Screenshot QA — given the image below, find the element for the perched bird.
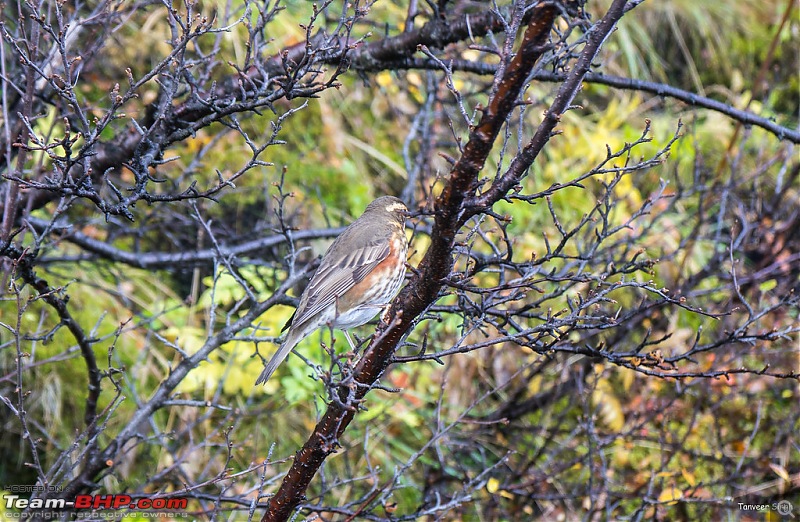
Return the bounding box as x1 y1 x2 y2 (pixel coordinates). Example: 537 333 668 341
256 196 410 385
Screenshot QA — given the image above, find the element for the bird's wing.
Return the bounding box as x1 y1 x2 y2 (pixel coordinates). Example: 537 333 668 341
290 236 390 328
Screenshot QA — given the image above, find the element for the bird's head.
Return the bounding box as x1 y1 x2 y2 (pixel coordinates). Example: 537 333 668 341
365 196 410 224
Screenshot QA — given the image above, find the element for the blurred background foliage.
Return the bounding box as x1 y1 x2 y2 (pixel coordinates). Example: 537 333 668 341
1 0 797 519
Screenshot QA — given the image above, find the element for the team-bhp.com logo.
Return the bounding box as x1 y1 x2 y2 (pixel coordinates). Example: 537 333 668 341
5 494 188 511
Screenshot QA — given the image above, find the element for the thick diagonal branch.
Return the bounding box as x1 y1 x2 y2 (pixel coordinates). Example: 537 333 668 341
262 3 564 520
263 1 633 518
476 0 631 207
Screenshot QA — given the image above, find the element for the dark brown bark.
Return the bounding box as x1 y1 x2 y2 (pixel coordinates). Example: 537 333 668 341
262 4 563 520
263 1 633 518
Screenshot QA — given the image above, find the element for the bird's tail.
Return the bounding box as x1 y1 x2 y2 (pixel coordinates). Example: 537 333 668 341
255 328 304 386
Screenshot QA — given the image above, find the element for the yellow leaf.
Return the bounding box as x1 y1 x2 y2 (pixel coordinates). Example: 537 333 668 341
375 71 393 88
681 468 696 487
592 379 625 432
769 463 790 482
612 439 630 467
527 374 543 395
486 478 500 494
759 279 777 293
621 368 635 392
658 486 683 505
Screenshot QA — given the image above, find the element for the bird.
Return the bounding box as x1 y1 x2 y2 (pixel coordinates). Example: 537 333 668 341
256 196 410 385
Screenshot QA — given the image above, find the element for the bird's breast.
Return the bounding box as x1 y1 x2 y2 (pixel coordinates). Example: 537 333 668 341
334 229 408 329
